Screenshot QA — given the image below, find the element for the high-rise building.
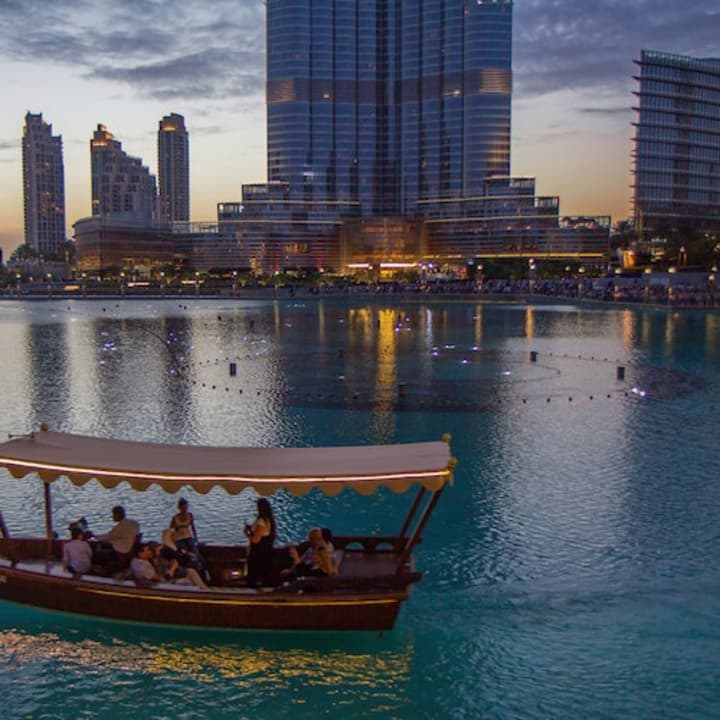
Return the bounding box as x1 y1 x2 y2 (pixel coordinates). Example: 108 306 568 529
633 50 720 239
158 113 190 222
266 0 512 218
225 0 608 274
22 112 66 255
90 124 157 222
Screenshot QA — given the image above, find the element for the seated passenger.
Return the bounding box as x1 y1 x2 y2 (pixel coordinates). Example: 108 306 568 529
309 544 338 578
282 528 328 579
93 505 140 566
130 543 162 583
161 527 209 582
62 526 93 576
154 542 207 589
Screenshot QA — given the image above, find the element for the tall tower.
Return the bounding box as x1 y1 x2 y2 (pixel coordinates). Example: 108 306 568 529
90 124 157 221
633 50 720 238
266 0 513 218
22 112 66 255
158 113 190 222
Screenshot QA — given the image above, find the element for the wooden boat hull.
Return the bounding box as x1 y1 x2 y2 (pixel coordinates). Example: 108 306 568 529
0 563 405 631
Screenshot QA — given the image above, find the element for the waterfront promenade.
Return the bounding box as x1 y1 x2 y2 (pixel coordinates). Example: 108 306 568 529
2 275 718 311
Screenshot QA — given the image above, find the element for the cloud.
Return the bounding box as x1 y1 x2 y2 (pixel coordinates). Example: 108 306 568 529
0 140 17 152
0 0 265 102
88 48 264 102
578 106 632 116
514 0 720 98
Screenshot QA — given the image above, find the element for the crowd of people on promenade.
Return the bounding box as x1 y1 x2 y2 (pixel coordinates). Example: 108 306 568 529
62 497 339 590
295 276 719 308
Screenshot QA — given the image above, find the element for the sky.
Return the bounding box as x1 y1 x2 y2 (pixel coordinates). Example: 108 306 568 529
1 0 719 260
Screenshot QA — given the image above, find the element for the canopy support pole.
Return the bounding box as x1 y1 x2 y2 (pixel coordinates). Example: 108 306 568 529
395 487 444 574
398 486 426 546
0 510 9 539
43 482 54 557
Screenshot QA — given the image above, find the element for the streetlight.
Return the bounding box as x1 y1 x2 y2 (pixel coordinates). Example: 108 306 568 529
119 271 125 296
46 272 52 298
160 271 166 296
644 267 652 302
195 271 200 296
81 272 87 298
528 258 536 293
15 273 21 296
232 270 238 297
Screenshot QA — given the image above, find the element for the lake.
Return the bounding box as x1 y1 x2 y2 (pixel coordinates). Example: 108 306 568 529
1 297 718 719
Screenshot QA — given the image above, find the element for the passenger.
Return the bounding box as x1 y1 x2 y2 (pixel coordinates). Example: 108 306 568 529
94 505 140 566
281 528 326 578
153 542 207 589
170 497 199 554
130 543 162 583
244 498 276 588
62 526 93 576
310 544 338 577
161 528 209 583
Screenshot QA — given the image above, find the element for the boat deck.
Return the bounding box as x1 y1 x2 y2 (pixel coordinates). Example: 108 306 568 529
0 545 412 595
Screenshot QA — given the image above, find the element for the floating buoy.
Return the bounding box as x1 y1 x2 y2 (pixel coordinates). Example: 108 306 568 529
530 351 538 362
229 362 237 376
617 366 625 381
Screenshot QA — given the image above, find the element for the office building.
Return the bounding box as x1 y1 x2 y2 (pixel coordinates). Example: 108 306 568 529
22 112 66 255
90 124 157 222
633 50 720 239
158 113 190 222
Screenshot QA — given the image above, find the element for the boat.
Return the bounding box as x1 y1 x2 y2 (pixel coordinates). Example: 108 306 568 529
0 427 455 631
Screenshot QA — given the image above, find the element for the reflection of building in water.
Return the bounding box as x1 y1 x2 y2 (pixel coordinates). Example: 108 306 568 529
25 321 72 428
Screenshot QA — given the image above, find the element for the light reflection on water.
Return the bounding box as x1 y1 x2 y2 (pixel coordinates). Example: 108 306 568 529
1 298 719 718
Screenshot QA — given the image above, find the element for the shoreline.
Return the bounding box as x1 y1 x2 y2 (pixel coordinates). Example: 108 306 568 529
0 287 717 314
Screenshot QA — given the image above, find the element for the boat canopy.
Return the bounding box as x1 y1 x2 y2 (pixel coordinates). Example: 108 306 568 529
0 429 454 497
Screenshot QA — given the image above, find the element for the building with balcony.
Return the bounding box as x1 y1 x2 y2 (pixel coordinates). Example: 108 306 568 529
91 124 157 222
22 113 66 256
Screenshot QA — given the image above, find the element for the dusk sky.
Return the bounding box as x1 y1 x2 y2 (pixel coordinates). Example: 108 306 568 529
1 0 719 259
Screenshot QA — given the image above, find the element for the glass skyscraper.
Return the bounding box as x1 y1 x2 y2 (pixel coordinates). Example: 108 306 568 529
22 113 66 255
226 0 607 274
634 50 720 237
266 0 512 218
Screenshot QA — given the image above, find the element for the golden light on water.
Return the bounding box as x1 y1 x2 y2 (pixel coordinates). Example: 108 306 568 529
1 630 412 689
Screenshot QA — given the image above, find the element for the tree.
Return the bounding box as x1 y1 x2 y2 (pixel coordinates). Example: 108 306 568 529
9 244 38 263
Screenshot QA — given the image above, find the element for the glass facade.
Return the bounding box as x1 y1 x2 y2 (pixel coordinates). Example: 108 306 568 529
634 50 720 235
248 0 608 273
267 0 512 218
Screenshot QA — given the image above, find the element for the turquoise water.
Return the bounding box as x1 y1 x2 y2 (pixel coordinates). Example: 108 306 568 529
0 298 718 719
